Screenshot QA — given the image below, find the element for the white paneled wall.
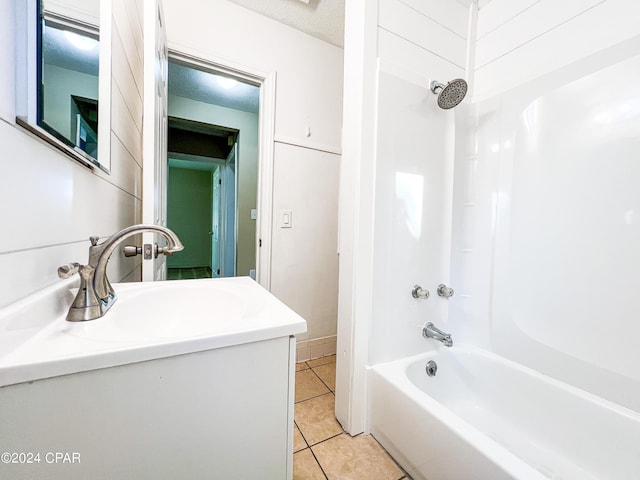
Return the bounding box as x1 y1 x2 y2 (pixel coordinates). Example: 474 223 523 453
396 0 469 37
474 0 640 99
110 0 144 170
0 0 143 308
162 0 343 346
271 143 339 342
378 0 468 69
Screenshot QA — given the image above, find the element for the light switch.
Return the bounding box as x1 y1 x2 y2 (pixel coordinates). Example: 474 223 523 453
280 209 292 228
250 208 257 220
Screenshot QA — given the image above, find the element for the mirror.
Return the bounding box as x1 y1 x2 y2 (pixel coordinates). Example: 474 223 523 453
39 0 107 170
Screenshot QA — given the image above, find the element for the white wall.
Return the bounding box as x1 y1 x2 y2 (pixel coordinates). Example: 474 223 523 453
271 143 339 342
167 94 258 277
458 0 640 411
0 0 143 309
162 0 343 343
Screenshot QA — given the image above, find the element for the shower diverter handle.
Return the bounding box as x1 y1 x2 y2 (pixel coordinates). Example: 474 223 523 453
412 285 430 299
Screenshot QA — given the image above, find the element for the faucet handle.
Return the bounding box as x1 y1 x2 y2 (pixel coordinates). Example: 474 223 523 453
123 245 142 257
437 284 454 298
412 285 430 299
90 236 100 246
58 262 81 279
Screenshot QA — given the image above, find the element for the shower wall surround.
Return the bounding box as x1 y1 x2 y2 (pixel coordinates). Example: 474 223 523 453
339 0 640 433
451 0 640 411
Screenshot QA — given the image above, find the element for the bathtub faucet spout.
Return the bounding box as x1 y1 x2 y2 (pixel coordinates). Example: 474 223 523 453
423 322 453 347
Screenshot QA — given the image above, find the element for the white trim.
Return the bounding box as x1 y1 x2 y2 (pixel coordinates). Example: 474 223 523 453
97 0 112 173
167 47 276 291
257 72 276 291
15 0 41 124
286 336 296 480
335 0 379 436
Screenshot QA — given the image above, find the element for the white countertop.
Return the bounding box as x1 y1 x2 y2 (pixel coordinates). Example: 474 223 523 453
0 277 306 387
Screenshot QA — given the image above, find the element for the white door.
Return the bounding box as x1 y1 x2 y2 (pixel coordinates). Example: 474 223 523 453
141 0 168 281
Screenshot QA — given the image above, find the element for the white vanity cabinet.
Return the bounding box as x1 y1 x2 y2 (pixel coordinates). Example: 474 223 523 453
0 335 296 479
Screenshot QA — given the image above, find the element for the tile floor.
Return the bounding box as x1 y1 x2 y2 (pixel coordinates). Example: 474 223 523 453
294 355 411 480
167 267 212 280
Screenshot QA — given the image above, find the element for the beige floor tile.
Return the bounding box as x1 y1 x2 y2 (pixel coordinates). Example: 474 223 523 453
312 363 336 391
293 448 326 480
295 369 330 402
312 434 404 480
294 423 308 453
296 362 310 372
295 393 343 446
307 354 336 368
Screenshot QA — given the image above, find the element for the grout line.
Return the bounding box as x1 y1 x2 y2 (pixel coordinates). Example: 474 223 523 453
369 432 413 480
309 368 333 396
293 421 309 452
308 446 330 480
295 390 334 405
308 431 344 449
305 354 336 368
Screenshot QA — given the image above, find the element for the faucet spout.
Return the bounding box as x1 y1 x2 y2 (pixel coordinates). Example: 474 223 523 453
423 322 453 347
60 224 184 322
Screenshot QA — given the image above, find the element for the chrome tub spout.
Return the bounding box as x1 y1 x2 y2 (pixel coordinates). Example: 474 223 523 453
423 322 453 347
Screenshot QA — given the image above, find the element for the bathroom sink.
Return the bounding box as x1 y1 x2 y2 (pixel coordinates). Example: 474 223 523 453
71 280 266 339
0 276 306 387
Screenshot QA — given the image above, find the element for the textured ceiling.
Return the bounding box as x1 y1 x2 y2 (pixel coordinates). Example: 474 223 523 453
226 0 345 48
43 23 99 76
168 62 261 114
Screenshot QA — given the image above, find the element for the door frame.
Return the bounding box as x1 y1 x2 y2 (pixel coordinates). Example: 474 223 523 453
212 164 221 277
166 49 276 290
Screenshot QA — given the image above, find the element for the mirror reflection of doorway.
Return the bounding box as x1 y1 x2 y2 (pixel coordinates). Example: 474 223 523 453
165 59 260 281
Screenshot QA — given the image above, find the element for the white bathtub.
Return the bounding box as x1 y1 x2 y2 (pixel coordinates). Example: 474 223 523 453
369 345 640 480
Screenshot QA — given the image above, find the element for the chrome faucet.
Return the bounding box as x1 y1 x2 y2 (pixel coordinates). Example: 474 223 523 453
58 224 184 322
423 322 453 347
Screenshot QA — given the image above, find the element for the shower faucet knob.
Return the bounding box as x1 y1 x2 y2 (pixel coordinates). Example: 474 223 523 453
437 284 454 298
412 285 430 299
